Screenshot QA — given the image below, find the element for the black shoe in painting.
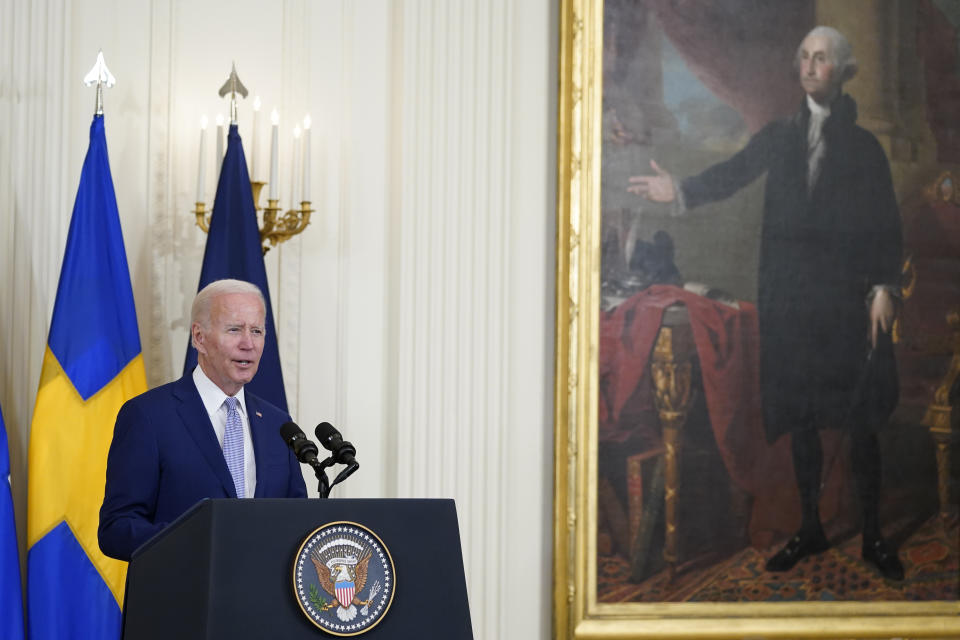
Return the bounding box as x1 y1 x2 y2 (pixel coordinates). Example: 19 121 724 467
862 537 904 581
765 531 830 572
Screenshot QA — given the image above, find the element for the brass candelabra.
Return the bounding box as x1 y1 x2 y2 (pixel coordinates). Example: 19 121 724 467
193 181 312 255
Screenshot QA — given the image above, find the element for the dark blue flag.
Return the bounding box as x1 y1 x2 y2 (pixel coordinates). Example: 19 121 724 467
185 124 287 411
1 400 25 639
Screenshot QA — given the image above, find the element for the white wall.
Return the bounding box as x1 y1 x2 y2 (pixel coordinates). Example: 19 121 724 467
0 1 556 638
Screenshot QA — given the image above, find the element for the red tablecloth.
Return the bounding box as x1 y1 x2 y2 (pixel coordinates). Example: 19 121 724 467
599 284 855 546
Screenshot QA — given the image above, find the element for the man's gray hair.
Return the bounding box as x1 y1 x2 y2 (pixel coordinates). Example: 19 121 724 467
190 279 266 330
795 26 859 85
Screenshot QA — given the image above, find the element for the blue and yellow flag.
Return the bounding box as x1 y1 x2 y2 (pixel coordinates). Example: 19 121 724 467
1 400 25 639
26 115 146 639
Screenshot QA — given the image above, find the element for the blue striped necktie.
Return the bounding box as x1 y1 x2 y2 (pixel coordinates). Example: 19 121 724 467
223 397 245 498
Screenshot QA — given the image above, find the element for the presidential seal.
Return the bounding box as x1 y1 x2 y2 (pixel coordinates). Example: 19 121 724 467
292 521 395 636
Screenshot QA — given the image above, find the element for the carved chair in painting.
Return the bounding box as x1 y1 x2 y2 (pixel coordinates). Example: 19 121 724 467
897 170 960 520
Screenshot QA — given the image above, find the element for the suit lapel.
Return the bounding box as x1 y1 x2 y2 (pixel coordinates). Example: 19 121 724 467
246 393 267 498
172 374 238 498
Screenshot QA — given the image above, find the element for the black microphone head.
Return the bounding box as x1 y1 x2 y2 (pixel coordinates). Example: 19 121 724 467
280 421 319 463
315 422 343 451
279 421 304 444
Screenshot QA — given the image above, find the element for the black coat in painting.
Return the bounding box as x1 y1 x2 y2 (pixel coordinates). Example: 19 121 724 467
680 95 902 443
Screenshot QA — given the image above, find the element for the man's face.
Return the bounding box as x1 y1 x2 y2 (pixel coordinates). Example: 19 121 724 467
798 33 838 104
193 292 266 396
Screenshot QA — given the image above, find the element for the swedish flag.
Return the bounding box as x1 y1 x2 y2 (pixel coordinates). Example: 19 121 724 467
26 115 146 639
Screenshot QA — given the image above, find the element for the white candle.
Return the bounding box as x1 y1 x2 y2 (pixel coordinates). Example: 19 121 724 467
302 115 311 202
269 108 279 200
251 96 261 180
215 114 224 177
290 126 301 207
196 115 208 203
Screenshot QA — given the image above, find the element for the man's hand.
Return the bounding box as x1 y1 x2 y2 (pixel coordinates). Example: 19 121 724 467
869 288 896 348
628 160 676 202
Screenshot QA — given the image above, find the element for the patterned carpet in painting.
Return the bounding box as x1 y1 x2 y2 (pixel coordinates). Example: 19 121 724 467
598 514 958 602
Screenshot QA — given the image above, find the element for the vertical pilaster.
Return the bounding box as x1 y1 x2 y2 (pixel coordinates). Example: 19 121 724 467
393 1 512 637
278 0 309 415
145 0 175 386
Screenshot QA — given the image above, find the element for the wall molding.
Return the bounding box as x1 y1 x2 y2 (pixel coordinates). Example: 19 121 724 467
393 2 514 637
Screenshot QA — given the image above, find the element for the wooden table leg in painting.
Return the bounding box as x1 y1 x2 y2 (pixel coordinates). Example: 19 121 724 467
921 309 960 520
650 321 694 582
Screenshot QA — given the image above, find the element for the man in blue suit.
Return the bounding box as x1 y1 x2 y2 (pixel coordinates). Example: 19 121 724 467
99 279 307 561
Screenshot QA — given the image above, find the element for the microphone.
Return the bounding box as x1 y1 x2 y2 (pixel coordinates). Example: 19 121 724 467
279 421 320 466
314 422 357 467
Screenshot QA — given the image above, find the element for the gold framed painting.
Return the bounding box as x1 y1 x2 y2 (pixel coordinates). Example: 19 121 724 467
553 0 960 637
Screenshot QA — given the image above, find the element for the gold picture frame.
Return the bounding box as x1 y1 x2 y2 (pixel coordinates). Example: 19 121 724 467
552 0 960 637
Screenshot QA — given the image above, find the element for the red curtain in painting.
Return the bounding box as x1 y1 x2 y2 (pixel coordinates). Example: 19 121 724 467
644 0 814 132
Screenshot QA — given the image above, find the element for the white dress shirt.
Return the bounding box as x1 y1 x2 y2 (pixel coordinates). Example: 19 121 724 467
192 365 257 498
806 94 830 194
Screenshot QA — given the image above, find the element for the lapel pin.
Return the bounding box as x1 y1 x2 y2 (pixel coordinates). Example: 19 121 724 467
255 411 263 418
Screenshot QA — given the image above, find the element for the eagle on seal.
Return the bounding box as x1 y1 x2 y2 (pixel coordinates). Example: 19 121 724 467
311 548 374 622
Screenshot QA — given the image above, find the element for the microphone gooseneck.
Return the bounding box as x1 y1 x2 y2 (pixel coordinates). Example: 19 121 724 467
314 422 360 494
279 421 359 498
